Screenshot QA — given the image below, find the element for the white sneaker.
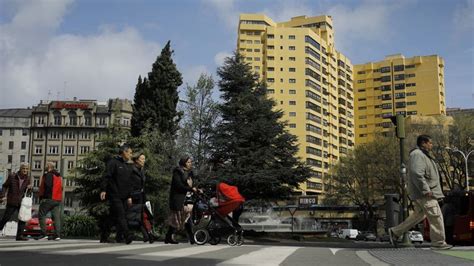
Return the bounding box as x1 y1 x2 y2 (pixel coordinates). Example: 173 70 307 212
35 234 48 240
53 237 61 241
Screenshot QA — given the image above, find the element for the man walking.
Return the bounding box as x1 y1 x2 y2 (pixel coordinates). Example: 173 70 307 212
37 162 63 240
388 135 452 250
0 163 32 241
100 144 134 244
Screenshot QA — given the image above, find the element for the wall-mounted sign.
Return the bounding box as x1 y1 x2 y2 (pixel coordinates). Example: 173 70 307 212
298 196 318 207
51 101 91 110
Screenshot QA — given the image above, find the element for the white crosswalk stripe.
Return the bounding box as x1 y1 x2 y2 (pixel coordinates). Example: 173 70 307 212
217 246 300 265
0 242 103 251
122 245 231 262
50 243 167 255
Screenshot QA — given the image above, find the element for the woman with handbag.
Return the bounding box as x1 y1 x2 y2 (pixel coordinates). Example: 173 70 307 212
0 163 32 241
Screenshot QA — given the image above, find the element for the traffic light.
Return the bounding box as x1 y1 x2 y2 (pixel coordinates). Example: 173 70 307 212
390 114 406 139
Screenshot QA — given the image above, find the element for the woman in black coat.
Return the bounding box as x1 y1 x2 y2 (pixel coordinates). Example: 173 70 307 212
130 153 156 243
165 156 198 244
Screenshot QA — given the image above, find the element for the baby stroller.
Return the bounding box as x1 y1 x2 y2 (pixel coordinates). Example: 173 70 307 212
192 182 245 246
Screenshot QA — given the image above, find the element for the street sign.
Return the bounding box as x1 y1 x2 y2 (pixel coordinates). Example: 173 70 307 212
288 205 298 216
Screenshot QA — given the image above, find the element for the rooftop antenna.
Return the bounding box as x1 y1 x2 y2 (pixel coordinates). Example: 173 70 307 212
56 91 60 100
47 90 52 101
63 81 67 100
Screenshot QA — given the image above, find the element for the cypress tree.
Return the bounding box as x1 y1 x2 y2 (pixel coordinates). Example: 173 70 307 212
131 41 182 137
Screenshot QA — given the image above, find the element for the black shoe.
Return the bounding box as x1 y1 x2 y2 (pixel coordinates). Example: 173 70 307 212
100 238 115 243
125 234 134 245
147 232 155 244
164 237 179 244
16 236 28 241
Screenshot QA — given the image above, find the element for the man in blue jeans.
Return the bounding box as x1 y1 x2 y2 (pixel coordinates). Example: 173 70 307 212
36 162 63 241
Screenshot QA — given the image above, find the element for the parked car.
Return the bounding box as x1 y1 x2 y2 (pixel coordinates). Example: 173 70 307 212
356 231 377 241
408 230 423 244
338 229 358 239
22 211 55 238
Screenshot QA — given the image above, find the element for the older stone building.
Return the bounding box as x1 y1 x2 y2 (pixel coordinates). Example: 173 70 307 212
29 98 132 211
0 108 32 178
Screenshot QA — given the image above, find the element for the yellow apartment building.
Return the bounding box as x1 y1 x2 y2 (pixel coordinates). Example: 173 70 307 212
354 54 446 144
237 14 355 199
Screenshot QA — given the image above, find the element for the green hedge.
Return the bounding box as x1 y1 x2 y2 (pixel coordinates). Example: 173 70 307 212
62 215 99 237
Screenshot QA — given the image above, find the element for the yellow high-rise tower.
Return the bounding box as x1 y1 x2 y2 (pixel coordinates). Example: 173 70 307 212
237 14 355 199
354 54 446 144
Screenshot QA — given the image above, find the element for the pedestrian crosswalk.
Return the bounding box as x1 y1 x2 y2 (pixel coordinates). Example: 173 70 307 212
0 239 388 266
0 239 307 265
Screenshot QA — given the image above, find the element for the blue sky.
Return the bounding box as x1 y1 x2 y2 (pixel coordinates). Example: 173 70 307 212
0 0 473 109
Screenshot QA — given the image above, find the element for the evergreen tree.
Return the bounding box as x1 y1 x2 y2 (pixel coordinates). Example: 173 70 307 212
131 41 182 137
131 75 148 137
209 53 311 200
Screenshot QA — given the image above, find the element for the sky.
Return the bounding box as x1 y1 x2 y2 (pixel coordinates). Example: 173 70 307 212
0 0 473 109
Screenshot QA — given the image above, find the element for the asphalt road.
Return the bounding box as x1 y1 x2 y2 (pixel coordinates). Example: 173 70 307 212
0 238 472 266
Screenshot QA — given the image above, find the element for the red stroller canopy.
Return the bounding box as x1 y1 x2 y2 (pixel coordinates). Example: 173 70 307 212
216 182 245 216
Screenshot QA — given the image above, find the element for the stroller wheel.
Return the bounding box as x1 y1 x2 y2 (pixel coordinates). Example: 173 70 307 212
209 236 221 245
227 234 238 246
193 229 209 245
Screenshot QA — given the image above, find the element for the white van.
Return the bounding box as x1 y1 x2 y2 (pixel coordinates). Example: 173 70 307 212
338 229 358 239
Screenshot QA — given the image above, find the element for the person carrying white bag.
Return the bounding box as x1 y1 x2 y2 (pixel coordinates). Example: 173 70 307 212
0 163 32 241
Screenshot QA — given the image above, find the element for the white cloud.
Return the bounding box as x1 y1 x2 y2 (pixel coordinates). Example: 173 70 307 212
326 1 404 53
261 0 311 23
181 65 211 87
214 51 232 67
0 0 160 108
202 0 239 29
453 0 474 31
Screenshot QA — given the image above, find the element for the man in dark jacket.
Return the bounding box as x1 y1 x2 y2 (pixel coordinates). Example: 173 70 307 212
0 163 31 241
100 144 134 244
37 162 63 241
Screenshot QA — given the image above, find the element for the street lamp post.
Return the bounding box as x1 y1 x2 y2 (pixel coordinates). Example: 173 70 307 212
447 147 474 191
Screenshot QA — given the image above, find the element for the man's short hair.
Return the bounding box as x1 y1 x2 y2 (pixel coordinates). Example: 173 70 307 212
119 144 131 154
417 135 432 147
46 161 55 169
20 162 30 169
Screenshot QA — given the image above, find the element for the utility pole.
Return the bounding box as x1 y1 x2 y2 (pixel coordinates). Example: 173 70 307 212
390 114 412 247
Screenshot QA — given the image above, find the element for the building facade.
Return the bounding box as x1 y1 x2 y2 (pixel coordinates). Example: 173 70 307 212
354 54 446 144
0 109 32 177
237 14 355 197
28 98 132 210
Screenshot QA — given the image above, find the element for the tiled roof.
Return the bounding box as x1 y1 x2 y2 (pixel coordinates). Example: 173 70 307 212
0 108 32 118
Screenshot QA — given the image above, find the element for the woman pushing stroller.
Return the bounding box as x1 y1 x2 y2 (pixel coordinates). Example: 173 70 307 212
165 156 201 244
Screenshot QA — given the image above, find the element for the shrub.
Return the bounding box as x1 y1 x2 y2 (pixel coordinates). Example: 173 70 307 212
62 215 99 238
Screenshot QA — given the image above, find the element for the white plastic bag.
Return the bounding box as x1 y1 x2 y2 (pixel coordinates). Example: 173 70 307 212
18 191 32 222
